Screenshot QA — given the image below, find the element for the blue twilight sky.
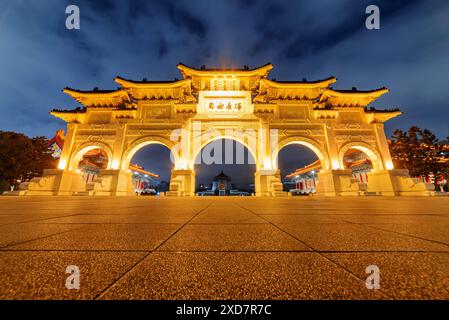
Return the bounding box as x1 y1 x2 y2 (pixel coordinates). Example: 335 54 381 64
1 0 448 185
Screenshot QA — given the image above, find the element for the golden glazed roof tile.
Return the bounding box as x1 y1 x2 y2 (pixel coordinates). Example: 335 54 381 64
177 63 273 78
319 87 389 108
63 88 131 107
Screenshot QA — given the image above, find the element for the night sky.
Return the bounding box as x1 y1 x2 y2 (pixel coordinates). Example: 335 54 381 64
1 0 448 185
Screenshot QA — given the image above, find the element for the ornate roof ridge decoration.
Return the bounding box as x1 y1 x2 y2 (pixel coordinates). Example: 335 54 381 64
50 106 86 113
54 64 399 123
318 87 389 108
50 106 87 123
254 77 336 103
325 87 389 96
63 87 131 108
260 77 337 88
214 170 232 180
114 76 191 88
363 106 402 123
114 76 195 103
177 63 273 78
364 106 401 113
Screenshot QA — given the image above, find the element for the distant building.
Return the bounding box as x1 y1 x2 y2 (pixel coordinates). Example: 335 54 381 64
77 148 108 184
285 149 373 195
128 163 160 194
196 171 250 196
48 130 65 159
285 160 320 195
212 171 232 196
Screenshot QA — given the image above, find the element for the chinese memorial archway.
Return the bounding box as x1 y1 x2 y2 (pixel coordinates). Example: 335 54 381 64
17 63 434 196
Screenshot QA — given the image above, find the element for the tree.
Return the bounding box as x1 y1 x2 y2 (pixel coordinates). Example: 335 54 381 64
390 126 445 177
0 131 56 192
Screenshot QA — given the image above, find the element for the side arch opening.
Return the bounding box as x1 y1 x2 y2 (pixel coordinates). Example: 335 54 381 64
275 143 323 195
72 146 111 184
127 143 175 195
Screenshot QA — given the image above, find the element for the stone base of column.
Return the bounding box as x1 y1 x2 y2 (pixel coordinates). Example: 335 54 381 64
368 169 435 196
254 169 288 197
13 169 86 196
87 169 135 196
316 170 365 196
168 169 196 196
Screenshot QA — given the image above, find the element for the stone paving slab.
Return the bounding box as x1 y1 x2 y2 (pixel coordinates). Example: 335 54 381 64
329 214 449 225
4 224 181 251
269 222 449 252
0 223 82 248
323 252 449 299
365 223 449 246
0 250 147 299
190 211 267 224
0 213 81 226
99 252 386 300
0 196 448 300
258 214 340 224
157 224 309 252
32 213 197 224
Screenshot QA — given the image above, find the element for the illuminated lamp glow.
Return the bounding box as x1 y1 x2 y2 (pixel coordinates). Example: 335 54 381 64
111 160 119 170
175 159 188 170
263 158 272 170
331 160 340 170
58 159 67 170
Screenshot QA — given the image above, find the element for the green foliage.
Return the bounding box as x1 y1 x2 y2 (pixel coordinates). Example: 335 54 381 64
0 131 57 188
390 126 448 177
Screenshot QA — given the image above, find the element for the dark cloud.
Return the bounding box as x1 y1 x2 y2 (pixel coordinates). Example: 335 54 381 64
166 4 207 39
157 35 169 58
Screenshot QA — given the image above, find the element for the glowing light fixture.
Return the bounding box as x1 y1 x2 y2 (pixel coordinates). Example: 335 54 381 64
331 159 340 170
111 160 119 170
263 158 272 170
58 159 67 170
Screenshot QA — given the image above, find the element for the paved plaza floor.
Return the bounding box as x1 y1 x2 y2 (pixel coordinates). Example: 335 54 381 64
0 196 448 300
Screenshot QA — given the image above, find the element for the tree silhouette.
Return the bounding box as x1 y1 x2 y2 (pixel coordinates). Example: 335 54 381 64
390 126 447 177
0 131 56 192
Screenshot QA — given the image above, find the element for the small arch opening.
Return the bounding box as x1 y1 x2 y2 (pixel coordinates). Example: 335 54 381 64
129 144 174 195
342 148 374 184
76 147 109 184
277 144 320 195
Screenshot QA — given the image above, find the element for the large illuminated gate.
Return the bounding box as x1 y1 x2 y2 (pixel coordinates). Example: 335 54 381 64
18 63 433 196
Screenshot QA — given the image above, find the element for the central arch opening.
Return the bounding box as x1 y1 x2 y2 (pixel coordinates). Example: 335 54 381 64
194 138 256 196
276 143 322 195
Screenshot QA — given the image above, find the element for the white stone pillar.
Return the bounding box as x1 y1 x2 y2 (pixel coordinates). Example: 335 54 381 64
323 122 341 170
373 123 394 170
